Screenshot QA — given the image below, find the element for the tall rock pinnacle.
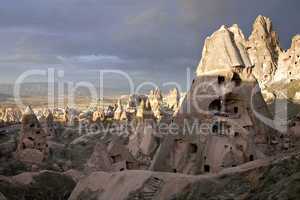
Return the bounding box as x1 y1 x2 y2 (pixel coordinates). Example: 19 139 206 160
247 15 282 88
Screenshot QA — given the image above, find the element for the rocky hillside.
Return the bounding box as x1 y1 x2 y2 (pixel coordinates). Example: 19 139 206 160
56 151 300 199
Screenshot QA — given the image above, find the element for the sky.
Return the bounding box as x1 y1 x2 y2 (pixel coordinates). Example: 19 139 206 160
0 0 300 94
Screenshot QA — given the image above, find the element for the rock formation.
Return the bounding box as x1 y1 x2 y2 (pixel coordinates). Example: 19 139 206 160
39 109 56 139
68 153 300 200
0 108 22 124
0 108 4 127
104 105 115 118
1 14 300 200
247 15 282 87
195 15 300 105
92 108 105 122
196 25 252 77
17 106 49 165
84 142 112 173
136 99 154 121
107 140 138 171
127 118 158 166
114 99 124 121
148 88 163 120
151 21 279 174
165 88 180 112
275 35 300 83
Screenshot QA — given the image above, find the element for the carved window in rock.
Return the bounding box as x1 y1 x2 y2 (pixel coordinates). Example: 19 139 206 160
234 132 240 137
28 137 34 141
204 164 210 172
231 72 241 86
111 154 122 163
280 134 284 139
209 99 222 112
212 123 219 134
249 154 254 161
218 76 225 84
189 143 198 153
234 107 239 114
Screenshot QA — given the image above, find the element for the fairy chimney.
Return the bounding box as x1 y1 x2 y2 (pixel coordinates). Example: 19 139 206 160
17 106 49 165
114 99 124 121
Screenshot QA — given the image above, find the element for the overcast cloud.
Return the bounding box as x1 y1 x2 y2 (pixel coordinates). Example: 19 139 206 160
0 0 299 85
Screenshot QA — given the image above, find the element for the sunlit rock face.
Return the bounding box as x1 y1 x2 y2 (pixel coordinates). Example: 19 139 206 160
196 24 252 77
195 14 300 107
17 106 49 165
136 99 155 122
148 88 163 121
247 15 282 88
275 35 300 82
196 15 282 88
112 99 128 121
56 107 80 126
114 99 124 121
272 35 300 101
0 107 22 125
92 109 105 123
165 88 180 113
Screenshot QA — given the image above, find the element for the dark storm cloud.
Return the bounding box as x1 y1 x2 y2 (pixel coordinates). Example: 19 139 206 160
0 0 299 82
